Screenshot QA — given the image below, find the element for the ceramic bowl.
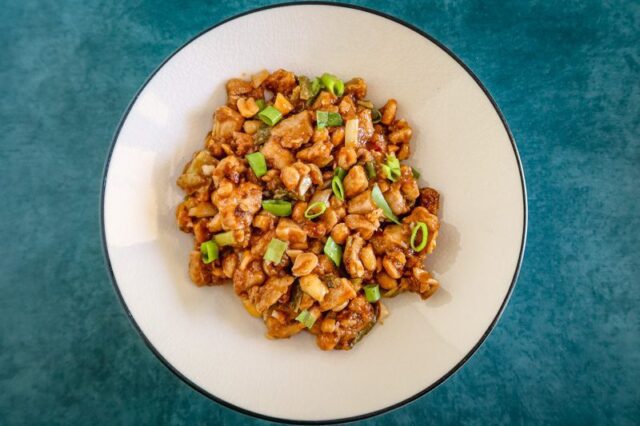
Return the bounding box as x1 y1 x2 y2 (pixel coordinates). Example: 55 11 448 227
102 3 527 423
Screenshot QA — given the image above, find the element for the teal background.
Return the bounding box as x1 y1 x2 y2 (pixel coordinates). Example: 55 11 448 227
1 0 638 424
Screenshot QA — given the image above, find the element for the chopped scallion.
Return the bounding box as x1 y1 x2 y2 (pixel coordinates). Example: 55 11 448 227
410 221 429 252
295 309 317 329
316 110 343 128
366 161 377 179
412 167 421 179
255 99 266 111
214 231 236 246
264 238 287 263
382 154 401 182
200 240 219 264
371 108 382 123
245 152 267 177
323 237 343 267
334 167 347 180
258 105 283 126
332 176 345 201
304 201 327 219
320 73 345 96
371 184 401 224
262 199 292 216
299 76 321 101
364 284 381 303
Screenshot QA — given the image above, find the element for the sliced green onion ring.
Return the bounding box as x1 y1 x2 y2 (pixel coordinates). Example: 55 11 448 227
410 221 429 252
214 231 236 246
304 201 327 219
262 199 292 216
371 184 401 224
200 240 219 264
316 111 343 129
383 154 401 182
245 152 267 177
264 238 287 263
364 284 381 303
332 176 345 201
320 73 345 96
324 237 343 267
295 309 317 329
258 105 283 126
334 167 347 180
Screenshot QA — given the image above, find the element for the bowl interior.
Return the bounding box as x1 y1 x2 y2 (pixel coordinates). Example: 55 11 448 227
103 4 525 422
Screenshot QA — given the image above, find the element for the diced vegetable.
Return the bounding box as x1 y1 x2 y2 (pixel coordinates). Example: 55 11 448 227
364 284 381 303
412 167 421 179
255 99 266 111
254 125 270 145
332 176 345 201
214 231 236 246
320 73 345 96
262 200 292 216
371 184 401 224
366 161 377 179
245 152 267 177
258 106 283 126
410 221 429 252
323 237 343 267
304 201 327 219
298 175 312 196
334 167 347 180
299 76 321 101
264 238 288 263
316 111 343 128
345 118 358 148
371 109 382 123
381 154 401 182
295 309 317 329
200 240 219 264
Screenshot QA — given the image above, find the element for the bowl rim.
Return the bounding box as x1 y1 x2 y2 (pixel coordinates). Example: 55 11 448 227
100 1 528 423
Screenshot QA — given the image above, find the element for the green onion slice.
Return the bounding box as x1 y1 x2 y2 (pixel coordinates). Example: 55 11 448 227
331 176 345 201
364 284 381 303
412 167 421 179
365 161 376 179
200 240 219 264
214 231 236 246
334 167 347 180
264 238 287 264
262 199 292 217
382 154 401 182
410 221 429 252
258 105 283 126
320 73 345 96
371 108 382 123
316 110 343 128
304 201 327 219
371 184 401 224
323 237 343 267
295 309 317 329
255 99 266 111
299 76 321 101
245 152 267 177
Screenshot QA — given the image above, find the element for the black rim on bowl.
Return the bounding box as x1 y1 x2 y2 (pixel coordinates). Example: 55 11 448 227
100 2 528 424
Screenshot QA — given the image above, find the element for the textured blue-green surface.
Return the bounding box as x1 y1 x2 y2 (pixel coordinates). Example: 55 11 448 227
1 0 639 424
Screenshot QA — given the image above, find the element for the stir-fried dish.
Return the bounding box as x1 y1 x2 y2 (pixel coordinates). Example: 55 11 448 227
176 69 441 350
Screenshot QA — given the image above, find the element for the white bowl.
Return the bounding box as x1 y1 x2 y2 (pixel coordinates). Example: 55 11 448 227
102 3 526 423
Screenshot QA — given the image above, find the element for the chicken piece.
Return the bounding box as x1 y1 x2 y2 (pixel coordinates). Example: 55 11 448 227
176 150 217 194
319 277 356 311
268 111 314 149
250 275 295 314
419 187 440 215
261 139 295 170
347 190 375 214
316 295 377 350
296 140 334 167
212 106 244 143
344 235 365 278
233 259 266 294
264 69 297 94
343 165 368 198
357 108 374 144
344 78 367 99
211 181 262 231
